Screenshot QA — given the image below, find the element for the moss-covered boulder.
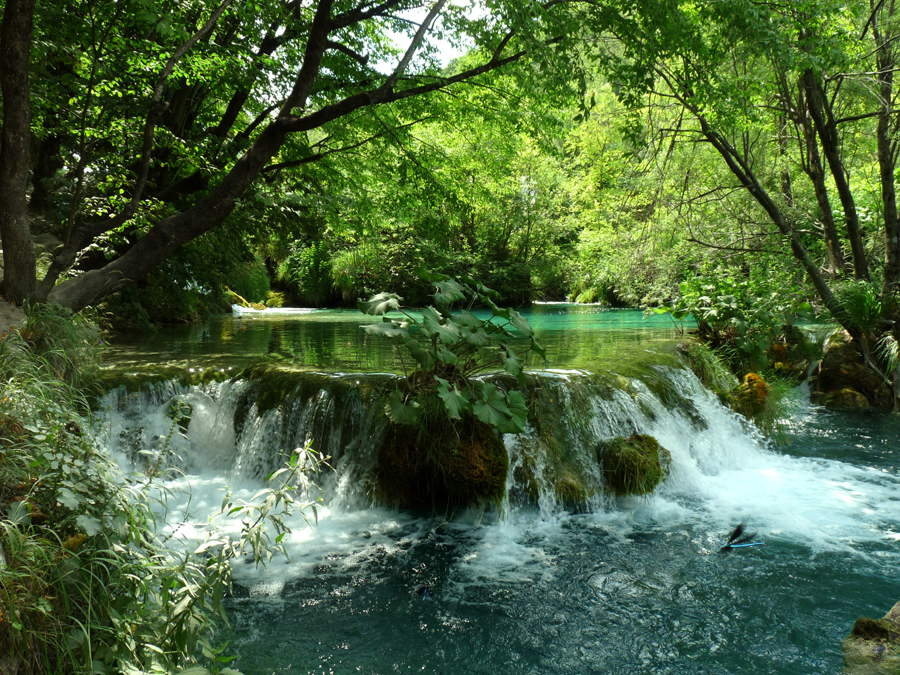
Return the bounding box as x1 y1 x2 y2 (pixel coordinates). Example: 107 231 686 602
374 407 508 510
596 434 671 497
812 339 893 409
726 373 770 418
843 600 900 674
815 388 871 409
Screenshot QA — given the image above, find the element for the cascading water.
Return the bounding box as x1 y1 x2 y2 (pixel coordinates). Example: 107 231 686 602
98 359 900 674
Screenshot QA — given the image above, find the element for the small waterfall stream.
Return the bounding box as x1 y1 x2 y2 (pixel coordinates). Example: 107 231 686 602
97 363 900 674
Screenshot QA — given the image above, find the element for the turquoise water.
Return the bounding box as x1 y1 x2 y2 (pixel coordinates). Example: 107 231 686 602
214 402 899 675
99 305 899 674
103 305 688 376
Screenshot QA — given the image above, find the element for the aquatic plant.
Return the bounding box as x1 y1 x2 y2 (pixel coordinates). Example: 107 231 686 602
358 272 545 434
596 434 670 497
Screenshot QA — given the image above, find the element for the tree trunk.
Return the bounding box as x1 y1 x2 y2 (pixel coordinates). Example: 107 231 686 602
0 0 38 304
798 106 846 274
873 7 900 299
801 69 871 281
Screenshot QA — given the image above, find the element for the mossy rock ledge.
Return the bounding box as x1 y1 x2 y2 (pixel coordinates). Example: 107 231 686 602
812 338 893 409
726 372 770 419
843 600 900 674
374 415 508 510
597 434 671 497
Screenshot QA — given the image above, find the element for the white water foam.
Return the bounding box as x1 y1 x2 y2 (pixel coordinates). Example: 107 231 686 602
99 366 900 594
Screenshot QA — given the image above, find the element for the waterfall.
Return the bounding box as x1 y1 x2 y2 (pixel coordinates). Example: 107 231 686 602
98 363 900 564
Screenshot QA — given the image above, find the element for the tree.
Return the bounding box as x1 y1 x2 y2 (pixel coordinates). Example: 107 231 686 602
0 0 575 310
572 0 900 408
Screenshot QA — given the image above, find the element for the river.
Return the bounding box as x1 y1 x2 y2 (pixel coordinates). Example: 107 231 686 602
98 304 900 674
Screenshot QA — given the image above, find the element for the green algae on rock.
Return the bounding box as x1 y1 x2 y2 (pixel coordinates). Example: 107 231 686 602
843 600 900 675
596 434 671 497
374 394 508 509
812 338 893 409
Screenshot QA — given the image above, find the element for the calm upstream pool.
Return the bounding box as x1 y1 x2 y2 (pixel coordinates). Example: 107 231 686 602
102 304 687 376
100 305 900 675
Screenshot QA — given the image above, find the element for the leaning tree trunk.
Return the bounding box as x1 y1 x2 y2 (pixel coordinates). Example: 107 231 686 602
872 6 900 301
799 106 846 275
0 0 38 304
802 69 871 282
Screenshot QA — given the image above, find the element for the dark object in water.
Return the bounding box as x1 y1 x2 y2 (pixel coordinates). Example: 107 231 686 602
719 523 765 553
417 585 432 600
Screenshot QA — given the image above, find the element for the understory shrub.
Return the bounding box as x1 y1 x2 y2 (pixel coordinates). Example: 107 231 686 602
278 241 334 307
0 305 324 674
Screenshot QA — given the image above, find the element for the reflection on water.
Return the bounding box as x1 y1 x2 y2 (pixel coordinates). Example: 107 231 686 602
103 305 691 377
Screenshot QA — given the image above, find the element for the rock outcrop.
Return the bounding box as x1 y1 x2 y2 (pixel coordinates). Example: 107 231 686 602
843 600 900 674
811 337 892 409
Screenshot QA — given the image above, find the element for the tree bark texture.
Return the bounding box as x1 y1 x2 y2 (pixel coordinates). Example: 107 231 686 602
0 0 38 304
801 69 871 281
801 115 846 275
872 6 900 299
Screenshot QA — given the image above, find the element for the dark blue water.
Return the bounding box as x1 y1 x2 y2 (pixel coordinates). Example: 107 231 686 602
101 306 898 674
217 397 899 675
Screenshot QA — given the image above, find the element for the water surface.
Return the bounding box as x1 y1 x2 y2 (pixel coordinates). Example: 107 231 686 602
98 305 899 675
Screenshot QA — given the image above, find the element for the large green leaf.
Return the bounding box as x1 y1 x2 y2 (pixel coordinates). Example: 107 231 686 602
362 321 409 340
385 389 420 424
473 382 510 427
420 306 443 336
509 309 533 337
435 377 469 419
423 307 460 342
462 327 491 347
404 339 437 369
530 337 547 361
502 349 525 382
495 390 528 434
358 293 401 315
456 310 484 328
484 296 511 320
433 279 467 305
437 344 459 365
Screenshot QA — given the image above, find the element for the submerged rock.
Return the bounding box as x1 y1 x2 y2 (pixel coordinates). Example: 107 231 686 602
596 434 670 497
814 388 871 409
843 600 900 674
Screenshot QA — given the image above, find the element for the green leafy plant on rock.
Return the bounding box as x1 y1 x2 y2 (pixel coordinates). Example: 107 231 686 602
359 273 545 508
358 272 545 434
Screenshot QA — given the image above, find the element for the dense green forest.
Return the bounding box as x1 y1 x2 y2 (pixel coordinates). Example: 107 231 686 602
2 0 898 410
3 0 900 671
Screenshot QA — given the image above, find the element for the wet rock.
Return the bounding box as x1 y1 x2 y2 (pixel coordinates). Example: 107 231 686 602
812 339 892 409
596 434 670 497
726 373 769 418
812 388 871 409
375 406 508 510
843 600 900 674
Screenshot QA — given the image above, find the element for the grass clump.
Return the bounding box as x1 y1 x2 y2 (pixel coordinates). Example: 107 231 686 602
677 341 738 392
597 434 670 497
1 303 324 674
